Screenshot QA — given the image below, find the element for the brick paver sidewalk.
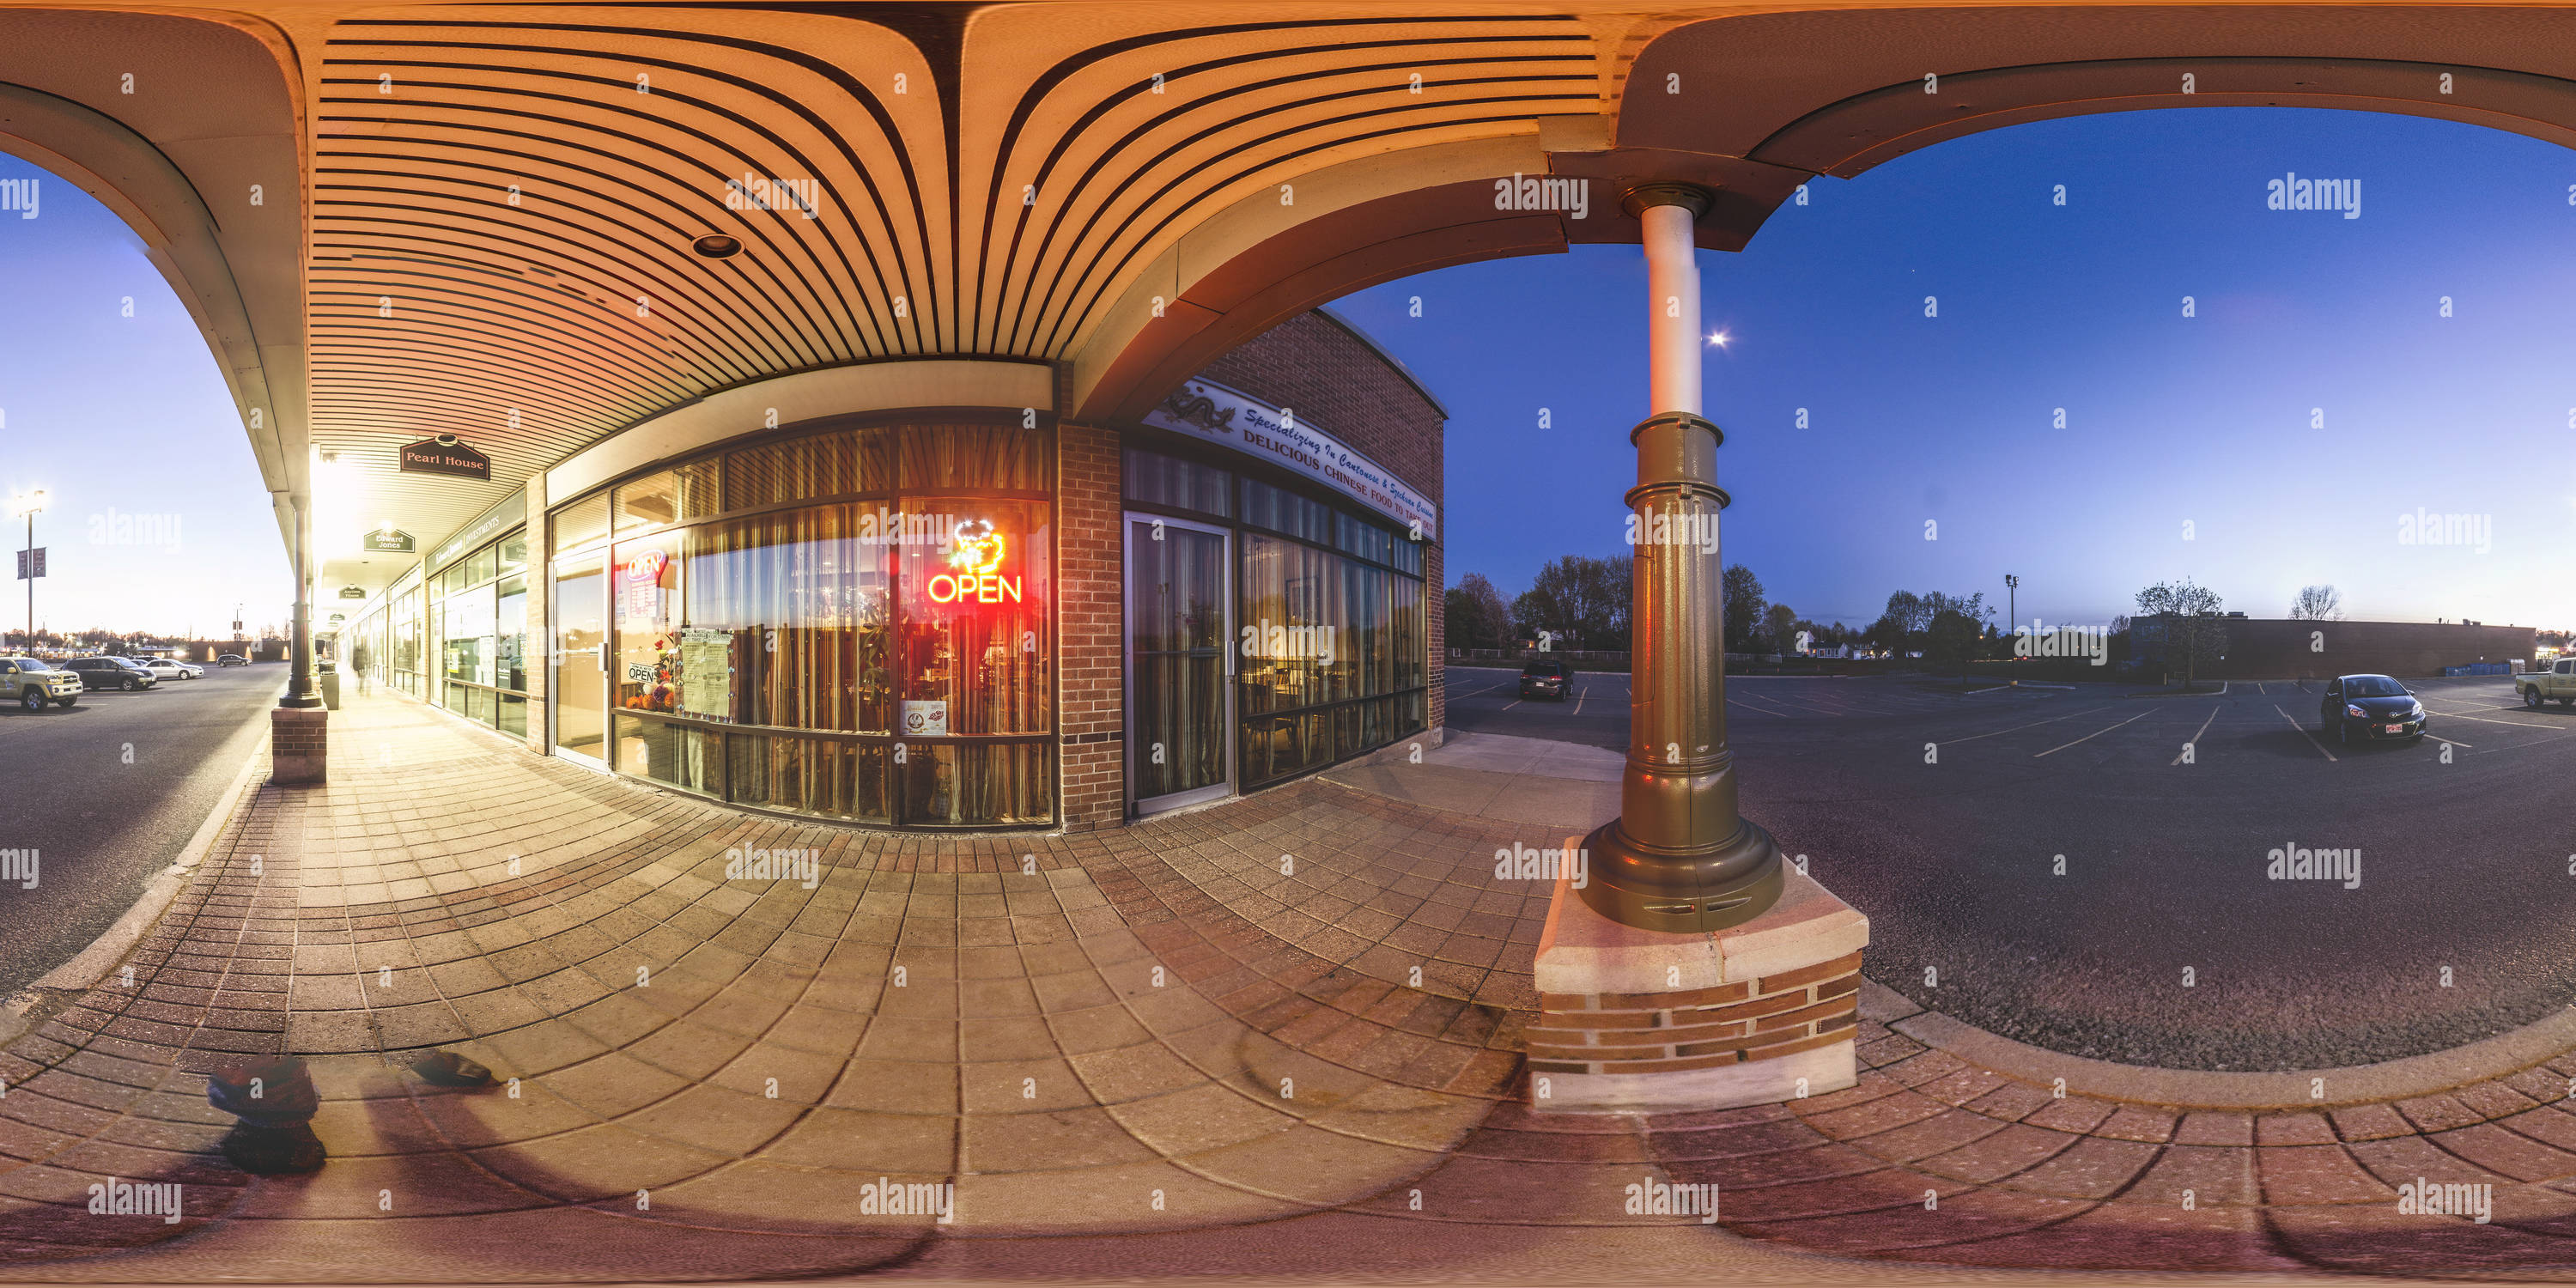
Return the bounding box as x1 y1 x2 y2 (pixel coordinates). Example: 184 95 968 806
1 690 2571 1281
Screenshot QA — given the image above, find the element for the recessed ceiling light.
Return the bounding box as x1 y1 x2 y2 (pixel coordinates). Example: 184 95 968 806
691 234 743 259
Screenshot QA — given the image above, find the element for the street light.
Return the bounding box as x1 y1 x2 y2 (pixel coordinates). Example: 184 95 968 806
2004 574 2020 684
10 489 45 654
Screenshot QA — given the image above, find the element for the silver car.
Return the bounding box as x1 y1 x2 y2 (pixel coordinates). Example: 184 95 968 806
130 658 201 680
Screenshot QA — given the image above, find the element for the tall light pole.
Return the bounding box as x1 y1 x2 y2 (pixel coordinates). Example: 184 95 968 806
11 489 45 653
1577 185 1783 933
2004 574 2020 684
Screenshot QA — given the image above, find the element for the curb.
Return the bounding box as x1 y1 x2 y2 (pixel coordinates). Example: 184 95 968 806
0 750 263 1036
1859 977 2576 1110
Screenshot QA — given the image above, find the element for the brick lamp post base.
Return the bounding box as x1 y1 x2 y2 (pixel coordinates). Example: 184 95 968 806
271 706 327 785
1530 868 1868 1113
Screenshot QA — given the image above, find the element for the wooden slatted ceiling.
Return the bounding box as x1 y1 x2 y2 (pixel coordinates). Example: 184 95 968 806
309 6 1595 562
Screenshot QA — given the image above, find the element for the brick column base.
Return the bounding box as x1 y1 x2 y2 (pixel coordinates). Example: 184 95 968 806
1530 867 1868 1113
270 706 328 786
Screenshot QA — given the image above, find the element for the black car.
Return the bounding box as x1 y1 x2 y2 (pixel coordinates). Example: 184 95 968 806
62 656 160 691
1520 659 1572 701
2319 673 2426 744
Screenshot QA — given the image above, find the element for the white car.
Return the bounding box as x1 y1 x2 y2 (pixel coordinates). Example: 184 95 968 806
130 658 201 680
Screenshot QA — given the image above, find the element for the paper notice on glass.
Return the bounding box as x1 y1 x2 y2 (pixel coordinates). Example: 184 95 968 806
901 699 948 737
680 627 733 720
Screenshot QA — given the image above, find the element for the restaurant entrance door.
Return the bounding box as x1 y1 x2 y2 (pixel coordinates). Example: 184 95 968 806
1126 514 1232 814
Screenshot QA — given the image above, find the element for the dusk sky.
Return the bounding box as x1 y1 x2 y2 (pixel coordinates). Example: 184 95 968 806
6 105 2574 638
1339 106 2576 634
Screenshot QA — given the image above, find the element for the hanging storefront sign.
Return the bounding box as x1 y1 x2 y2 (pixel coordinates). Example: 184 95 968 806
398 434 493 481
364 528 415 553
339 586 367 599
1142 378 1438 539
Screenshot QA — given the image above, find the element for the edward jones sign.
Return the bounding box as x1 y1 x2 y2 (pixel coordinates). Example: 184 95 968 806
1143 379 1437 539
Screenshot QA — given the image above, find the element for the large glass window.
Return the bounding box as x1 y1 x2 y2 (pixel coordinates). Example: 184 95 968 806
434 527 529 733
1128 447 1430 791
564 421 1054 829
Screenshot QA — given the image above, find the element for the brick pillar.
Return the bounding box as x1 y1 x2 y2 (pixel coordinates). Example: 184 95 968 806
1057 420 1125 830
270 706 327 785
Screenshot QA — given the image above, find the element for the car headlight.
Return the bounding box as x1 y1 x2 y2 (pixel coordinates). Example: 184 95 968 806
2346 705 2367 718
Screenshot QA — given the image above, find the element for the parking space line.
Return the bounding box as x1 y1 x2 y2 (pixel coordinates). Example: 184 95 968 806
1728 692 1802 717
2170 703 2221 766
2033 710 2150 758
2274 704 2337 762
1938 705 2116 746
2417 703 2561 730
2433 736 2476 748
1501 700 1522 712
1572 686 1587 717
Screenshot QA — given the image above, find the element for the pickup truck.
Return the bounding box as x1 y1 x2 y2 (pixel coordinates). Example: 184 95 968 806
1 656 84 712
2515 658 2576 708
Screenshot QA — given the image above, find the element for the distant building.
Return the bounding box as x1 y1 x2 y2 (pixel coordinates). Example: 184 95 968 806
2128 617 2534 680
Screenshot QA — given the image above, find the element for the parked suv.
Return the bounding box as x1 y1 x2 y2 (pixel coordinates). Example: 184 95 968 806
1520 659 1572 701
1 657 82 711
62 656 158 691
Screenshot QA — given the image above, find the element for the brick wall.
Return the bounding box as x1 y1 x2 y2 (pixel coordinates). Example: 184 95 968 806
1197 309 1449 736
2135 618 2537 681
1057 420 1125 829
1527 950 1862 1078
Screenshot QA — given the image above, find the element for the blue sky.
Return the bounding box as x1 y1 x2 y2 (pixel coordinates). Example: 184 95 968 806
1338 106 2576 633
0 153 286 640
5 106 2574 638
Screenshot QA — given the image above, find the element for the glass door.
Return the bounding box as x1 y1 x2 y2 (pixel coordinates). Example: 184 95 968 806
551 550 608 769
1127 514 1231 814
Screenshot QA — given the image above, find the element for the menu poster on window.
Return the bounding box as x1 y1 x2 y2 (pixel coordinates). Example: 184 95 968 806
679 628 734 720
901 700 949 737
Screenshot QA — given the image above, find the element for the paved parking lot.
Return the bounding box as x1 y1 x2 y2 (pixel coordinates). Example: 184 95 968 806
1447 665 2576 1071
0 663 277 997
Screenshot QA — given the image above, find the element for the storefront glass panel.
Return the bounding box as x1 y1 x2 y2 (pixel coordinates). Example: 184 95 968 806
560 421 1054 828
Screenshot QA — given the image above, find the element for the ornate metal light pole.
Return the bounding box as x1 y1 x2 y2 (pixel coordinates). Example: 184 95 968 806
1578 184 1783 934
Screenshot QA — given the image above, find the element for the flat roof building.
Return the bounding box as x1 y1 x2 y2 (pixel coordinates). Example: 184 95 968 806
335 311 1444 832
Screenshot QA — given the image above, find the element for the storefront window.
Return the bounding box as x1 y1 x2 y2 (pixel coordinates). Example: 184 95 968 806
1133 448 1429 792
564 420 1054 828
432 528 528 733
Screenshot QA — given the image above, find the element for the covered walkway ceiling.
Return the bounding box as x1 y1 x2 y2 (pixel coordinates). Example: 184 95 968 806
9 1 2576 598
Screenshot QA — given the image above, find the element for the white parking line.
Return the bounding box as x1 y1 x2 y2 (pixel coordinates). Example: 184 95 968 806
1501 700 1522 712
2170 703 2221 766
2033 711 2150 758
2274 704 2337 762
2417 703 2561 730
1937 705 2116 746
1573 686 1587 717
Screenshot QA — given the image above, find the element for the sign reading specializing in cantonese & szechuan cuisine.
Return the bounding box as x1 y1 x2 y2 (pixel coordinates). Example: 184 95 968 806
1141 378 1437 540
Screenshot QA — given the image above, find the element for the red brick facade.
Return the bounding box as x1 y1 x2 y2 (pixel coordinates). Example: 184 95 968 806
1057 307 1448 830
1528 951 1863 1077
1058 421 1126 832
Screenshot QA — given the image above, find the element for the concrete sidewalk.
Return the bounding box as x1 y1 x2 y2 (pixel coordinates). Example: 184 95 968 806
3 693 2574 1280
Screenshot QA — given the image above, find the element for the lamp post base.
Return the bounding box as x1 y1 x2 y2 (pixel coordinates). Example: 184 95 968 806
1533 866 1868 1114
1577 815 1785 934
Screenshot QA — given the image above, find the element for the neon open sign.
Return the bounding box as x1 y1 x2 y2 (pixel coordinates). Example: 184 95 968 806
926 520 1021 605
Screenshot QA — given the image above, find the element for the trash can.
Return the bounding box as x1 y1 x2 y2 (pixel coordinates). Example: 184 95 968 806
318 667 342 711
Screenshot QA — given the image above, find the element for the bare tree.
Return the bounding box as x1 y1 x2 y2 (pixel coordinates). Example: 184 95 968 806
2289 584 2344 621
2136 579 2227 690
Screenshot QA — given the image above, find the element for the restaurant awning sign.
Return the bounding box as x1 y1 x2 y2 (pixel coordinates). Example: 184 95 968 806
398 434 492 481
339 586 367 599
363 528 416 553
1141 378 1437 540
